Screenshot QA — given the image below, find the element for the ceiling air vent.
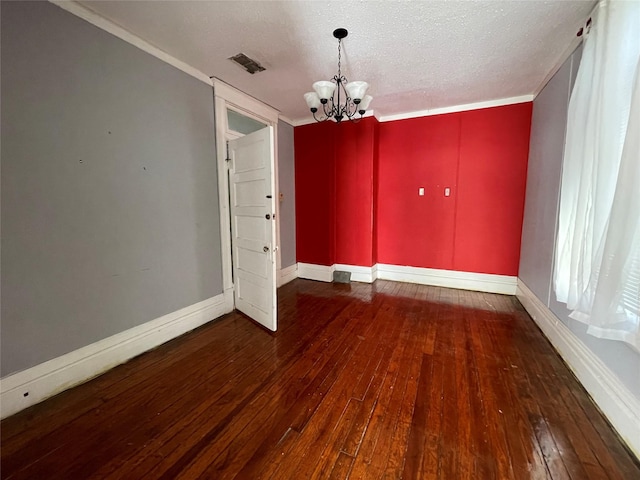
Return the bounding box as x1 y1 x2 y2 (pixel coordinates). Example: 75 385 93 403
228 53 266 74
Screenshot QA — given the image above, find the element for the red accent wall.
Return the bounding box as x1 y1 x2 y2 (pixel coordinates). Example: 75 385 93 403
334 119 377 267
372 123 380 266
294 118 378 267
454 104 532 275
377 113 460 270
295 103 532 276
294 121 336 266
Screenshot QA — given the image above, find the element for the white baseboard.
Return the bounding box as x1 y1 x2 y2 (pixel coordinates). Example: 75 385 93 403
376 264 517 294
334 264 377 283
296 262 516 294
297 263 335 283
0 291 233 419
223 286 235 312
278 264 298 287
517 279 640 459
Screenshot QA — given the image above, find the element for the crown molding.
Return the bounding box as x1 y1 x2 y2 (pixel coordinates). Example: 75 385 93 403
533 36 583 98
290 96 534 127
49 1 212 86
378 95 534 122
533 1 599 98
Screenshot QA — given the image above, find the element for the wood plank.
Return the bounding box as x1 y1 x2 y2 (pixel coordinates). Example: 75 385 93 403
0 312 251 450
381 286 433 479
465 304 517 479
107 293 355 480
234 281 399 480
346 288 418 479
481 308 559 479
305 290 407 479
513 310 633 480
272 290 409 479
2 279 638 480
178 298 375 479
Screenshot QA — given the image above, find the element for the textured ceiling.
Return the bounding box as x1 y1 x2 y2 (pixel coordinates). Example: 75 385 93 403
77 0 595 123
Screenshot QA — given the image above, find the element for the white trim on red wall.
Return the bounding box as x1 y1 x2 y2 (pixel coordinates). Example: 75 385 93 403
291 96 534 126
376 264 517 294
297 263 335 283
378 95 534 123
296 262 517 295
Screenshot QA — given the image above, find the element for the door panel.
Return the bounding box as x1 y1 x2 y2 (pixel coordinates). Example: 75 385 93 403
229 127 277 331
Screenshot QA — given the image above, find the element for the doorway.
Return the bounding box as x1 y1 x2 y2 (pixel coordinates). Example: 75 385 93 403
213 79 280 330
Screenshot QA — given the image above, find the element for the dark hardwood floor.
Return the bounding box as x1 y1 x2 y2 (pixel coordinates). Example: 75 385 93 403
2 279 638 479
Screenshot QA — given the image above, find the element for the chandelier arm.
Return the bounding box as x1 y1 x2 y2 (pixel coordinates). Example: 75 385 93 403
322 97 335 121
336 80 342 122
312 109 326 122
342 81 357 119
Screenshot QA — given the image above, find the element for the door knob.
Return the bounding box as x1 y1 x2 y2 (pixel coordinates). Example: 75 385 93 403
265 214 271 220
263 246 269 252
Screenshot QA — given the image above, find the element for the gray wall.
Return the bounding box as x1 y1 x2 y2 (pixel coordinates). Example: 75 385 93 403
1 1 223 377
519 45 640 398
519 56 572 303
278 120 296 268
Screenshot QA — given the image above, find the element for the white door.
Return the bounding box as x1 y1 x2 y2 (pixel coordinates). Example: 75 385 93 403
228 126 277 331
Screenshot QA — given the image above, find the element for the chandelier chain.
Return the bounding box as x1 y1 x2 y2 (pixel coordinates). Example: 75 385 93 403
337 38 342 78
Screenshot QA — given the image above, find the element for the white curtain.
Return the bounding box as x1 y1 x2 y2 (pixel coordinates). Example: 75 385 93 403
554 0 640 350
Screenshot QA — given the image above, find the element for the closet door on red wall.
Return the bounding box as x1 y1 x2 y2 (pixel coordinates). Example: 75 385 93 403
294 121 336 266
454 103 532 276
377 114 460 270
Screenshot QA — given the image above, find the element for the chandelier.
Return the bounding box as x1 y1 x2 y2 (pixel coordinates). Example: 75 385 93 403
304 28 373 123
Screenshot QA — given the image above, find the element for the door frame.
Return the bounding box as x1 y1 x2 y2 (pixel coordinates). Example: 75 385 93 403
213 78 281 307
